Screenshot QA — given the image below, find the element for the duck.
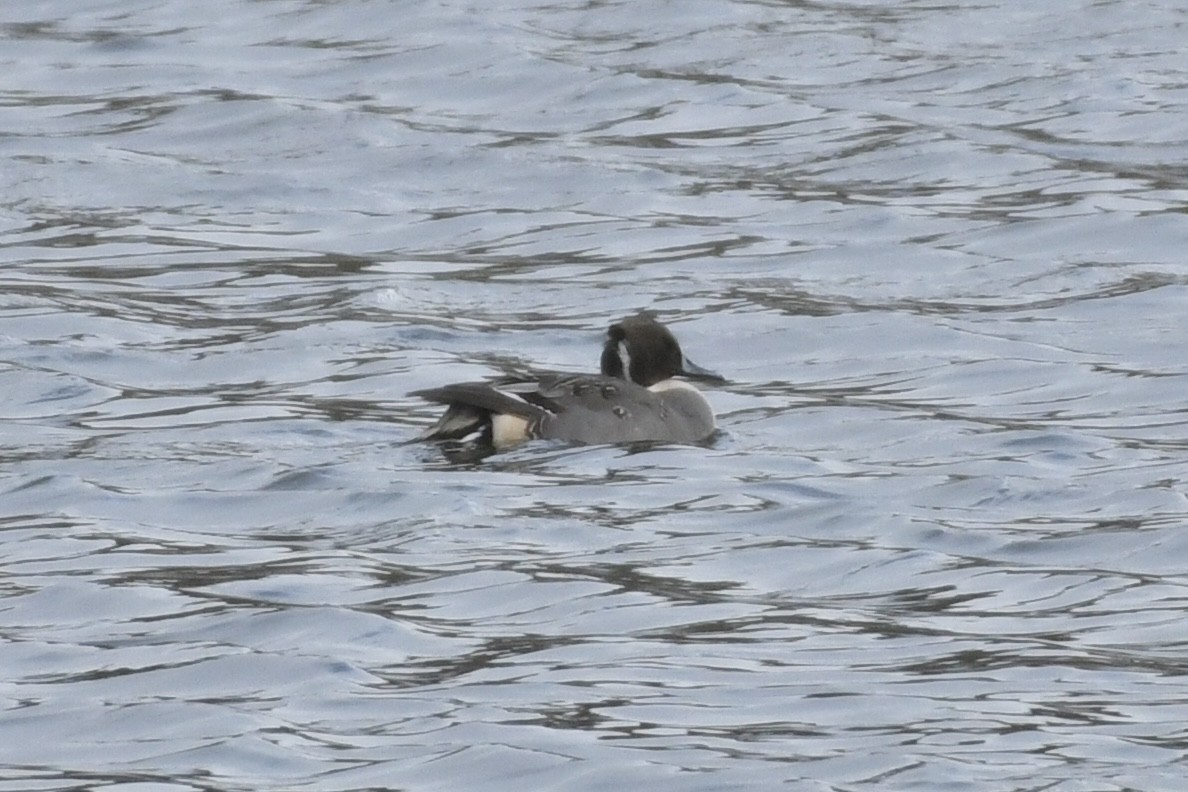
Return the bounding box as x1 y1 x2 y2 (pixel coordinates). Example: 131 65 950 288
412 315 725 457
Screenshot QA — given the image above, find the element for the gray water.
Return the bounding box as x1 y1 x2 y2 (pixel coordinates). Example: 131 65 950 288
4 1 1188 790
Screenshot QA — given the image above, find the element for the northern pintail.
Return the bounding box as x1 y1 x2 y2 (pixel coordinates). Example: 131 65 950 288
413 315 725 457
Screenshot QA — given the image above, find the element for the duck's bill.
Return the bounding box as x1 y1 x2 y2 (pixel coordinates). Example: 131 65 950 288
680 356 727 383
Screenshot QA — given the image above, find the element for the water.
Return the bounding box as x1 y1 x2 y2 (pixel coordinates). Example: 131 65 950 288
3 0 1188 790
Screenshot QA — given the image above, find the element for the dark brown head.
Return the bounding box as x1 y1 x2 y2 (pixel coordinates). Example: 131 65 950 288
600 315 724 388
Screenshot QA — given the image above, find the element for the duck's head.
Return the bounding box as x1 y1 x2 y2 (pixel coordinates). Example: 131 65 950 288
600 315 725 388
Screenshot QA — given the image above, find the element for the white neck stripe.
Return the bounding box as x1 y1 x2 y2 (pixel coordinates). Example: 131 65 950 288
617 340 631 379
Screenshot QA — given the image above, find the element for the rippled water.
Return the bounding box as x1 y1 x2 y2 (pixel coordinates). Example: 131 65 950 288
4 1 1188 789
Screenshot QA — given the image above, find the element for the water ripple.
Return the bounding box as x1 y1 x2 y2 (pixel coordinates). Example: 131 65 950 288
4 0 1188 790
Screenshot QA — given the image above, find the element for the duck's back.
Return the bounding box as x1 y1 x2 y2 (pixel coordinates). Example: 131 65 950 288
537 375 716 445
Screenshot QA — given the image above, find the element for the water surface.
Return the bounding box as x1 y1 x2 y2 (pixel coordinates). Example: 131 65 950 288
3 1 1188 790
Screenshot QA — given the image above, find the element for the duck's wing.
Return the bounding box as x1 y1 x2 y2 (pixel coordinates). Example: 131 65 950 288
412 381 551 418
411 381 553 442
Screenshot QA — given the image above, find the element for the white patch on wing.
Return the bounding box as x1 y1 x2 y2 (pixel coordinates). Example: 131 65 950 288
491 413 531 448
617 340 631 378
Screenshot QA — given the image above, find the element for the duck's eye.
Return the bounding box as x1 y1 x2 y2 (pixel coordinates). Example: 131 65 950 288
601 384 618 399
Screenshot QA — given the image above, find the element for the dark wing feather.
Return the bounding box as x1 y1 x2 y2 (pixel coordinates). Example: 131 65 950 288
411 382 552 420
412 381 556 444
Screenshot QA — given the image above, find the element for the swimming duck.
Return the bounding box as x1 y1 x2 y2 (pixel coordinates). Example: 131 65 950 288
413 315 724 457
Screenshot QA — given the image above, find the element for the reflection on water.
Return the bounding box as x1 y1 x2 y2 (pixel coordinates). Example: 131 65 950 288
3 0 1188 790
